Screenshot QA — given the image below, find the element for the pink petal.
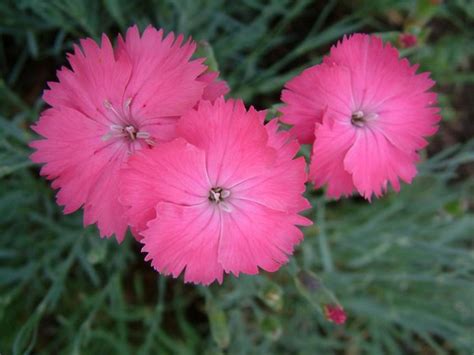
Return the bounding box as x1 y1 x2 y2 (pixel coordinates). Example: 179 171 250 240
177 98 275 188
142 202 224 285
120 138 210 236
231 119 310 213
280 63 354 144
83 145 129 242
309 114 356 199
118 25 207 137
218 200 309 276
30 106 129 241
44 34 132 124
343 127 417 200
198 71 230 102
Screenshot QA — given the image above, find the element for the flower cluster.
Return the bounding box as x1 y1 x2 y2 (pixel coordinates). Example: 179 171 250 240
30 27 439 285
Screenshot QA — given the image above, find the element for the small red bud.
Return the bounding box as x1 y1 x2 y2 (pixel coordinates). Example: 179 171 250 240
399 33 418 48
324 304 347 325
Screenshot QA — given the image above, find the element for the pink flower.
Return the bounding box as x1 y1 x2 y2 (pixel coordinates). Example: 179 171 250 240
30 25 227 242
280 34 440 199
120 98 311 285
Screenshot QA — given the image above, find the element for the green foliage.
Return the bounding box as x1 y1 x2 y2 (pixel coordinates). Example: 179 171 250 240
0 0 473 354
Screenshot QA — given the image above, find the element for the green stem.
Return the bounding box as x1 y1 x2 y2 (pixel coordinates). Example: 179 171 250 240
316 198 334 273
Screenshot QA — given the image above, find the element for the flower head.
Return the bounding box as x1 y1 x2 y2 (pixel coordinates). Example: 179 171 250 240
30 25 228 242
280 34 440 199
120 98 311 285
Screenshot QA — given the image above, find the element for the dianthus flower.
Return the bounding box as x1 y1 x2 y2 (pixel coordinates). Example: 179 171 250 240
30 25 228 241
120 98 311 285
280 34 440 199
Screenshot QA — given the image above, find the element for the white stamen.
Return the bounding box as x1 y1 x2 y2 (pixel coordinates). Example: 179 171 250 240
110 124 124 132
210 190 221 201
124 125 137 140
103 99 123 122
220 202 233 213
351 110 366 127
123 97 133 120
351 110 378 128
366 112 379 121
145 138 156 146
221 189 231 199
101 132 114 141
208 187 231 204
136 131 151 139
103 100 112 109
101 99 154 145
353 110 364 119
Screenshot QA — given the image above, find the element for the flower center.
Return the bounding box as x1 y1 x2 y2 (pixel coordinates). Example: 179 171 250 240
351 110 366 127
208 187 230 203
101 99 155 147
350 110 378 128
102 124 154 145
124 125 137 140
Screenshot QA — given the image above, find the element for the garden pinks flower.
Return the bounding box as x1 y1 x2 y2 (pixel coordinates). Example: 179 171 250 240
120 98 311 285
30 25 228 242
280 34 440 199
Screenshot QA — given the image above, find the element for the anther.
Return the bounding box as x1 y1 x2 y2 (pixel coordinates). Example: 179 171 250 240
103 99 123 122
136 131 151 139
220 189 231 199
145 138 156 146
110 124 123 132
123 97 133 120
103 100 112 109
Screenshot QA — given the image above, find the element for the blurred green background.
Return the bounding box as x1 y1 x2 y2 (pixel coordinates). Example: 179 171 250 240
1 0 473 354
